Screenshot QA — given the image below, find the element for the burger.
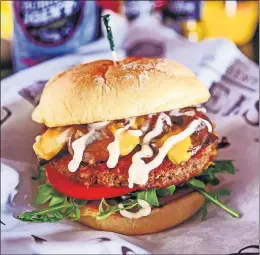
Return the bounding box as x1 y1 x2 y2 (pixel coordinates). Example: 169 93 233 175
19 57 239 235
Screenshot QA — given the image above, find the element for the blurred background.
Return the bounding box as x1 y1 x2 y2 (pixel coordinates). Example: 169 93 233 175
1 0 259 79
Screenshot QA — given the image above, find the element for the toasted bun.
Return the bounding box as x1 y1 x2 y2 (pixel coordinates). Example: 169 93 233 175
77 186 209 235
32 57 210 127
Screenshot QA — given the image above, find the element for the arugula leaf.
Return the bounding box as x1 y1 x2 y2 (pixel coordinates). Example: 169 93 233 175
96 185 176 220
49 196 66 207
188 160 238 219
73 199 88 206
200 203 208 221
32 165 46 181
212 188 231 199
188 178 206 189
71 206 81 220
156 185 176 197
214 160 236 174
136 189 159 207
98 198 106 213
35 183 56 205
96 198 138 220
18 204 77 223
199 161 236 185
188 180 240 218
96 198 118 220
200 189 231 220
131 185 177 206
18 183 86 223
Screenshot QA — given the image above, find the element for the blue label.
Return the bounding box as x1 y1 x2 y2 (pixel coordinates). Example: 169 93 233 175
13 1 85 46
167 0 202 21
12 0 99 71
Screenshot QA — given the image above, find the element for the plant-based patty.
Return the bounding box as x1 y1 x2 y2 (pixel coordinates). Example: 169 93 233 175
48 143 216 189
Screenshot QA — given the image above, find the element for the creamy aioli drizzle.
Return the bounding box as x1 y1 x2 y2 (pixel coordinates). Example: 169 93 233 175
170 106 207 117
169 107 211 132
88 121 110 130
133 113 172 161
140 120 150 133
57 127 74 143
127 130 143 137
67 121 109 172
66 107 211 176
118 199 151 219
106 118 136 168
196 107 207 113
199 119 212 133
68 130 100 172
189 145 202 156
148 113 156 118
128 118 212 188
170 109 195 117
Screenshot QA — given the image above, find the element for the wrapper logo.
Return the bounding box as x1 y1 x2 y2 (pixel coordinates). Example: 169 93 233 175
243 100 259 126
230 245 259 255
1 107 12 125
205 83 259 127
122 246 135 255
31 235 47 244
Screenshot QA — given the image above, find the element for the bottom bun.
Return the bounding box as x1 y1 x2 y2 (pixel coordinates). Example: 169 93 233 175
77 186 209 235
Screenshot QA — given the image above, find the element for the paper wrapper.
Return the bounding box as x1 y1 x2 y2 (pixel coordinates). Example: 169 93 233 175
1 15 259 254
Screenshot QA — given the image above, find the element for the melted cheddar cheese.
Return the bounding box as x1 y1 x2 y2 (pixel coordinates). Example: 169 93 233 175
155 130 192 164
167 136 192 164
132 116 145 129
33 127 73 160
108 122 140 156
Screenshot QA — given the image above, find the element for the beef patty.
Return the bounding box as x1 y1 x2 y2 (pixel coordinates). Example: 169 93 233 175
47 143 216 190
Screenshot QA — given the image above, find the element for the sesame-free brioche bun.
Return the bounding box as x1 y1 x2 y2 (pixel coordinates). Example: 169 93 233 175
32 57 210 127
77 186 209 235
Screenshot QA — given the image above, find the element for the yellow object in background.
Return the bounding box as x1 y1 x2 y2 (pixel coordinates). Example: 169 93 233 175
1 1 13 40
1 1 12 63
182 1 259 45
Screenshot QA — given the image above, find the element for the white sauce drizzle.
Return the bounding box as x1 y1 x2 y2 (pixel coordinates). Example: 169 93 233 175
106 118 136 168
200 119 212 133
170 109 195 117
148 113 156 118
170 106 207 117
128 118 212 188
68 130 100 172
88 121 110 130
196 107 207 113
189 145 202 156
144 113 171 144
133 113 172 161
65 108 211 176
127 130 143 137
57 127 74 143
118 199 151 219
140 120 150 133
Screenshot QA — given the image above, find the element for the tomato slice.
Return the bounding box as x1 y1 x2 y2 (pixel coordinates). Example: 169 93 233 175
46 164 137 200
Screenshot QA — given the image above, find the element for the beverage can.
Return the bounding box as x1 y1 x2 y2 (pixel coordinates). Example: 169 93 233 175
124 0 154 21
12 0 101 71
